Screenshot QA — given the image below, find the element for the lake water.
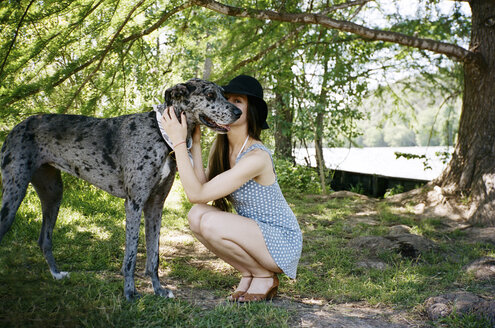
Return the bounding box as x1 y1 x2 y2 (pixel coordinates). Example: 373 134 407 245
293 146 454 181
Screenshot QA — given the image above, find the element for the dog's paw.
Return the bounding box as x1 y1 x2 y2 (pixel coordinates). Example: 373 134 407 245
124 289 141 302
51 270 70 280
155 288 174 299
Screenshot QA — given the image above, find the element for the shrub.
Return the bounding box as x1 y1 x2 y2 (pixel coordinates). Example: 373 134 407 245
274 157 321 194
384 184 405 198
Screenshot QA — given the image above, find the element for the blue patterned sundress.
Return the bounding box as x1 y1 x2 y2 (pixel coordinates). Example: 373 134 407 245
230 144 302 279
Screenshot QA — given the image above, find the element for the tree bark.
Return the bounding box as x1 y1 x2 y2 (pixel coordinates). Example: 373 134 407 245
436 0 495 226
314 129 327 194
315 52 331 195
274 91 293 160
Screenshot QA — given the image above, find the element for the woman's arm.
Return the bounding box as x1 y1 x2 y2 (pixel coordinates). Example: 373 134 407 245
161 107 268 204
174 143 268 203
190 126 207 184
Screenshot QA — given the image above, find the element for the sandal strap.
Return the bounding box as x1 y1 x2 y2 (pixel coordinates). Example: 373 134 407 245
228 290 246 302
240 293 265 301
238 286 278 302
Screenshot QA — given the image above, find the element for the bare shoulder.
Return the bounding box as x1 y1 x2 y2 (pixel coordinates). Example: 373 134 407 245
241 144 275 184
241 144 271 162
238 144 274 182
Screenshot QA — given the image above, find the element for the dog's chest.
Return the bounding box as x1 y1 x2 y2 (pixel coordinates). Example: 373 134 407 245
159 155 175 183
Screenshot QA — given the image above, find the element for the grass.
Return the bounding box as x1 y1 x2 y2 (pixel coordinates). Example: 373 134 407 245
0 174 494 327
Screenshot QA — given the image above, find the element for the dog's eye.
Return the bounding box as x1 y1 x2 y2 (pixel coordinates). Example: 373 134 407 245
207 92 216 100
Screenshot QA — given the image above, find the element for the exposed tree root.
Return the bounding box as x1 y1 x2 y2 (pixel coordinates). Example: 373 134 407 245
386 183 479 224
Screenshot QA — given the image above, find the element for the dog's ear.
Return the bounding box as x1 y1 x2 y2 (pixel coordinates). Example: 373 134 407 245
174 106 184 124
185 81 197 93
164 83 189 106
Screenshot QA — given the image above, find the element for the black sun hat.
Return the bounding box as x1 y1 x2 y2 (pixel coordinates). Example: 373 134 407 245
222 75 269 129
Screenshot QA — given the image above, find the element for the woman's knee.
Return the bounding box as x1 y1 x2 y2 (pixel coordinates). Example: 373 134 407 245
188 204 215 235
199 212 221 241
187 205 203 234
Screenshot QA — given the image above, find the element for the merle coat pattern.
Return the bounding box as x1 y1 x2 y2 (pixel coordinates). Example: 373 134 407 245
0 78 241 300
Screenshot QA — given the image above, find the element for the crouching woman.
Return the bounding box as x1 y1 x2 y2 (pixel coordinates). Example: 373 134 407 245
160 75 302 302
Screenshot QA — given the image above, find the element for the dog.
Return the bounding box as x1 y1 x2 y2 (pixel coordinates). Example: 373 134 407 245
0 78 241 300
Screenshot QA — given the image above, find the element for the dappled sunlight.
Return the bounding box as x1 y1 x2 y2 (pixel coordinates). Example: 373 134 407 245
76 225 112 241
156 226 237 282
163 176 192 214
164 232 195 245
58 207 88 224
14 186 42 222
1 0 489 324
53 206 125 245
158 229 232 275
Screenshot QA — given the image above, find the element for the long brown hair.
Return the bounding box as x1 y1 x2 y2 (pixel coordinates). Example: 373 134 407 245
207 98 263 211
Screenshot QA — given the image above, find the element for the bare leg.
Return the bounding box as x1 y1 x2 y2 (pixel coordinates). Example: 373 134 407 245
188 204 282 295
189 205 253 294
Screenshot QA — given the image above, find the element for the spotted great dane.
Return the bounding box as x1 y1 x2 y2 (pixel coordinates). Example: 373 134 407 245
0 78 241 300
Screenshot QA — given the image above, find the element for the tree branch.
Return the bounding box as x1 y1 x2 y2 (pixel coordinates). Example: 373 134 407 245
3 2 190 108
192 0 478 64
122 2 194 43
0 0 36 79
61 0 148 112
322 0 373 14
219 25 305 80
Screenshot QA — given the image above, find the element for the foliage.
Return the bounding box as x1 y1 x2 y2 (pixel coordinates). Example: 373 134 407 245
274 157 321 194
349 183 365 195
383 184 404 198
0 0 472 194
0 1 470 145
395 151 432 170
354 70 463 148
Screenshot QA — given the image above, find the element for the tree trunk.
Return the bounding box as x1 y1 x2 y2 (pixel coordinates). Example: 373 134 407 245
436 0 495 226
203 57 212 80
315 54 330 195
314 125 327 195
274 91 293 160
203 40 212 80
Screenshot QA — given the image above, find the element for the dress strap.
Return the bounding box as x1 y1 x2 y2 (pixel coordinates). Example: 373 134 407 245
236 144 276 175
236 143 270 160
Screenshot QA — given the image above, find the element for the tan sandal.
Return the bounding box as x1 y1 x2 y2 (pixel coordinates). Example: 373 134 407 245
237 275 279 302
227 276 252 302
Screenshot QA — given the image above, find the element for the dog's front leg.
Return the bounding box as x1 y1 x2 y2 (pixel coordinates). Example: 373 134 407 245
122 198 142 301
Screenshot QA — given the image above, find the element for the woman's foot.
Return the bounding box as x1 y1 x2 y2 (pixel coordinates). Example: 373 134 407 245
227 276 252 302
237 275 279 302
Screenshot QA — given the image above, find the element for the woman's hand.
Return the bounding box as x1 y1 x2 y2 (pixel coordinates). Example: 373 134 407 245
160 106 188 147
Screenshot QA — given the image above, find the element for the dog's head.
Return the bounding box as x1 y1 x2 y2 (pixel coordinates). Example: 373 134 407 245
161 78 242 133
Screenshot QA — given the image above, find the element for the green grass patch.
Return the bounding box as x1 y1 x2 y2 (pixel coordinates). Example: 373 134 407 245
434 310 493 328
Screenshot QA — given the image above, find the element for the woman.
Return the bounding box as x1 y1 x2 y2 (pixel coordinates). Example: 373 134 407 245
160 75 302 302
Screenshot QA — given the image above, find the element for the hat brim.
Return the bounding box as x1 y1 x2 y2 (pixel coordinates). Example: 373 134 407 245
222 86 269 129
